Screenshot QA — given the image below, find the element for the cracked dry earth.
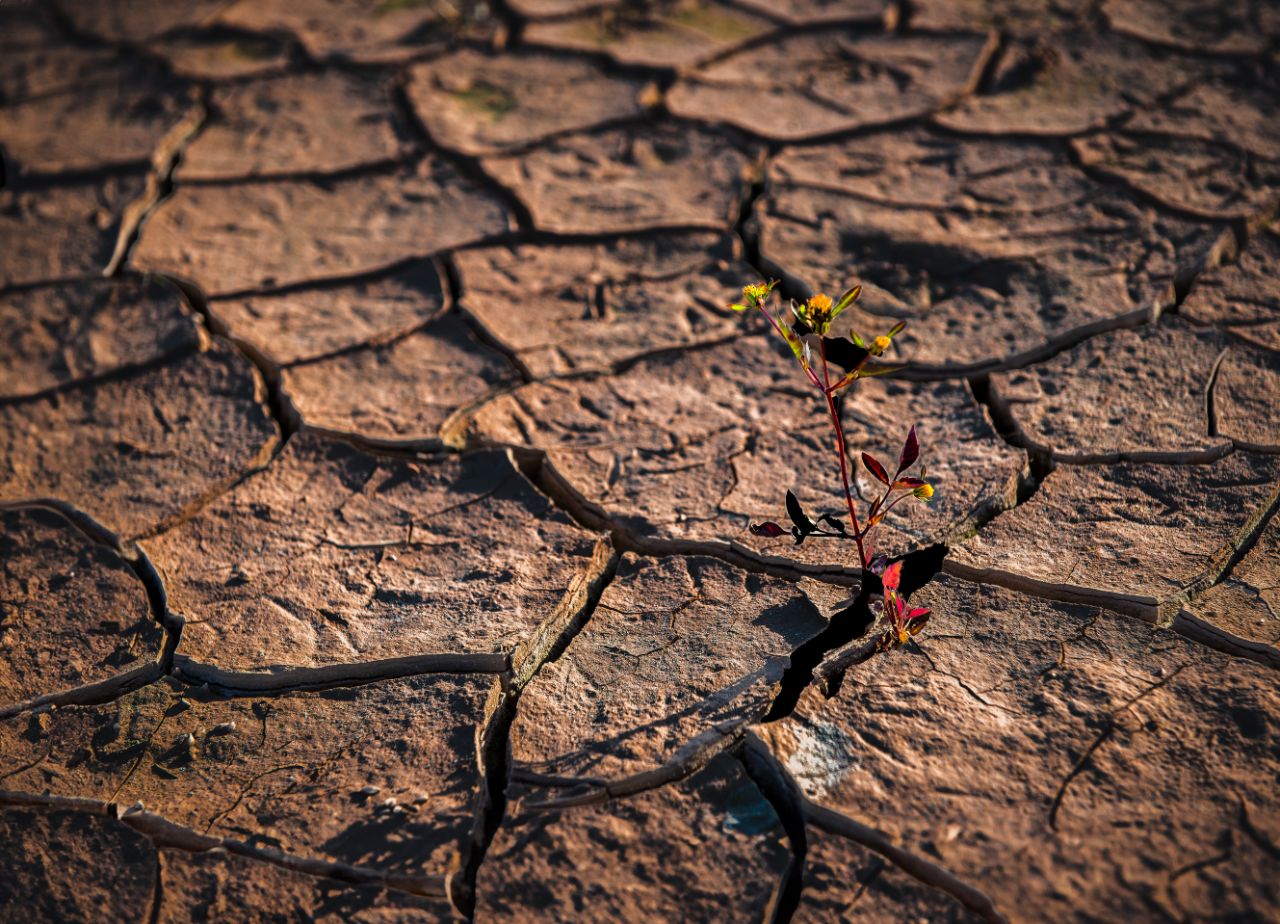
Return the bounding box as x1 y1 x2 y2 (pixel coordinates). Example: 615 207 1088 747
1 1 1278 922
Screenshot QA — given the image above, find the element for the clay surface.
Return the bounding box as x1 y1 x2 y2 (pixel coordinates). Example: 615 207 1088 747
3 0 1278 919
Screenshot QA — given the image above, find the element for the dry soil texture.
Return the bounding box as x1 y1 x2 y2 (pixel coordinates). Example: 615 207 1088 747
1 0 1278 921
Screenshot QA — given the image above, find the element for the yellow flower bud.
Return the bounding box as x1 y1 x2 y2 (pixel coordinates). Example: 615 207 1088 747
913 483 934 500
872 335 892 355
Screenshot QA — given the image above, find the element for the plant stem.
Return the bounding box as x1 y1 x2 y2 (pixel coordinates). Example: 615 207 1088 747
819 340 868 568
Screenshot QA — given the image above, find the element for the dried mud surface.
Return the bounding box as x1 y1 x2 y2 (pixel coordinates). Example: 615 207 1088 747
1 0 1277 921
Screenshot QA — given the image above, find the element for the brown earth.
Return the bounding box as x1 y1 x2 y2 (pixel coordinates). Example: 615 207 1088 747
1 0 1277 921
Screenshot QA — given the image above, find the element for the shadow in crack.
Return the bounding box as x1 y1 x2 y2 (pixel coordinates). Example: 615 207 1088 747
763 543 948 721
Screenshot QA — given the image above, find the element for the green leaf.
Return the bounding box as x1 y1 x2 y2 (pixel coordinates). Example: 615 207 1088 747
780 323 806 364
728 302 751 312
833 284 862 315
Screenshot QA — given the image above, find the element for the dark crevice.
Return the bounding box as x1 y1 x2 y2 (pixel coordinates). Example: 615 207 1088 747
178 155 417 188
161 274 302 445
894 0 913 32
737 739 808 924
450 677 513 920
763 544 948 721
0 499 179 721
969 374 1054 492
104 94 207 277
972 31 1010 95
0 342 201 410
0 273 114 299
734 149 788 297
172 651 510 698
1204 347 1229 438
1 160 152 189
388 77 536 234
441 253 534 383
450 539 618 919
146 852 164 924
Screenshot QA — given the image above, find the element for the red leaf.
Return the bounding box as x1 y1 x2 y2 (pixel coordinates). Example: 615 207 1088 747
861 453 890 485
897 425 919 474
881 561 902 591
894 477 926 489
750 521 788 538
906 606 930 621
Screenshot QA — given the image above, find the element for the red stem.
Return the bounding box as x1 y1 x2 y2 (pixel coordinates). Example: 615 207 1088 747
819 340 868 568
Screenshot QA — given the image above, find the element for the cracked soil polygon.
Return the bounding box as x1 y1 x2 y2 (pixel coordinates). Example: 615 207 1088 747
522 2 772 70
482 120 753 235
178 70 407 181
1183 512 1280 654
992 301 1280 460
510 553 841 790
454 232 750 377
0 341 279 541
0 506 164 712
948 452 1280 616
667 31 995 142
131 159 511 295
1182 228 1280 352
141 431 598 676
406 49 650 157
281 315 519 443
215 0 500 65
0 64 191 175
0 276 199 401
207 258 448 367
0 175 147 291
935 32 1195 137
482 755 789 920
0 809 156 922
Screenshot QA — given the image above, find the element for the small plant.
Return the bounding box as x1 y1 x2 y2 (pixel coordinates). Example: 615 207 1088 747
729 280 935 650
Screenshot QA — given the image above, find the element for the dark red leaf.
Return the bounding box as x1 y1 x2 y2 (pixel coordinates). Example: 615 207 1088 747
817 514 847 534
861 453 890 485
750 522 787 538
897 425 919 474
906 606 930 620
881 561 902 591
785 490 814 534
894 477 926 489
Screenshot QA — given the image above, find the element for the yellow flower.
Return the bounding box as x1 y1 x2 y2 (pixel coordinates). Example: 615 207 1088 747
871 335 892 355
796 292 837 334
729 281 776 313
913 483 934 500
